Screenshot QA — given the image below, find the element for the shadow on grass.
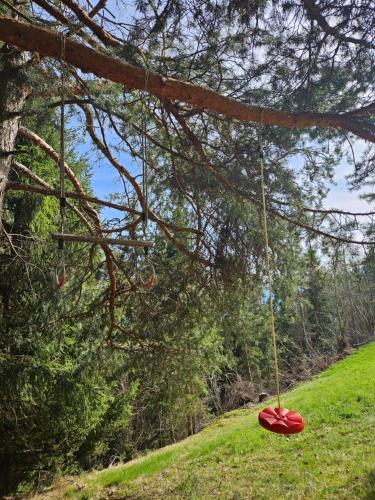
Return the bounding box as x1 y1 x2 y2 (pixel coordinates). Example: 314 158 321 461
360 469 375 499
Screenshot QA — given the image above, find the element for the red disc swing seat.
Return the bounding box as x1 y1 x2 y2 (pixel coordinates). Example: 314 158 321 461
257 132 304 436
258 407 304 435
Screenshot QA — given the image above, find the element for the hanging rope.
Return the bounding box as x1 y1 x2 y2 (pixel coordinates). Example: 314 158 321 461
53 33 67 289
258 126 281 409
141 65 150 232
257 133 305 434
138 62 157 289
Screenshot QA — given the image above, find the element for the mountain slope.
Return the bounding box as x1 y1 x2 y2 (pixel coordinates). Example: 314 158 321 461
41 343 375 499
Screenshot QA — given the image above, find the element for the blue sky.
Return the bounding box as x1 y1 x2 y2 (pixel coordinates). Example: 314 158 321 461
323 141 373 213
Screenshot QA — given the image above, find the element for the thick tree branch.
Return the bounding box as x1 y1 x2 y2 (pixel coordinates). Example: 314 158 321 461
1 15 374 142
89 0 108 18
52 232 153 247
31 0 101 49
31 0 70 25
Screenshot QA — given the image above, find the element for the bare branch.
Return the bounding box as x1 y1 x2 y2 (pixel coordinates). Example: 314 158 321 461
59 0 120 47
302 0 375 50
11 161 93 229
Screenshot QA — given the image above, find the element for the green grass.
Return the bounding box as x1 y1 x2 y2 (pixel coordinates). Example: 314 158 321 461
43 343 375 499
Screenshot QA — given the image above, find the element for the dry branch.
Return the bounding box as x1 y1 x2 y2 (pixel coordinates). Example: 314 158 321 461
11 162 93 230
302 0 374 50
6 180 203 235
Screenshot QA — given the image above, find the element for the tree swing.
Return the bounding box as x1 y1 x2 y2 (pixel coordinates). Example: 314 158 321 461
52 34 154 288
53 35 301 433
257 130 304 435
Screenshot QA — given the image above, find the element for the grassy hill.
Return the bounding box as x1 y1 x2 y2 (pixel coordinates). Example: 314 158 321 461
39 343 375 499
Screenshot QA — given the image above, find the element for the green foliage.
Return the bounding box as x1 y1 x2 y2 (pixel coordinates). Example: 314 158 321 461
2 0 375 495
0 117 137 494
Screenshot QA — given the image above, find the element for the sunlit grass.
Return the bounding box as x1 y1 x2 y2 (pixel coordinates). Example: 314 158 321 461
45 343 375 499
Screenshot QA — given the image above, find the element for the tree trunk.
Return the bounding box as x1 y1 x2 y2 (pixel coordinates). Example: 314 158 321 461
0 45 31 237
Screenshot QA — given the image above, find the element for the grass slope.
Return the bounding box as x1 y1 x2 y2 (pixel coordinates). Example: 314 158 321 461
43 343 375 499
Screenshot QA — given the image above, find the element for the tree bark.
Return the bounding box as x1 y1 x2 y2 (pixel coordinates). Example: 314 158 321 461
0 46 31 236
0 15 374 143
